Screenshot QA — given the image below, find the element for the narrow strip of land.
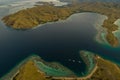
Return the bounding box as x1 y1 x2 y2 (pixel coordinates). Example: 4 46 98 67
51 63 98 80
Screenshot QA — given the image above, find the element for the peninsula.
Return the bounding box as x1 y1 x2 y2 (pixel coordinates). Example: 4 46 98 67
12 54 120 80
1 52 120 80
2 2 120 47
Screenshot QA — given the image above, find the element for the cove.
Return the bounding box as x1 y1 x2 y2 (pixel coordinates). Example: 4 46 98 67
0 11 120 78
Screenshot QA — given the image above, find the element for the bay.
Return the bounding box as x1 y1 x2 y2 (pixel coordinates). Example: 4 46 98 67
0 7 120 78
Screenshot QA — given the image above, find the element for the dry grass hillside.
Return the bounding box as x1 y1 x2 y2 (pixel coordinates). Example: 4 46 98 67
13 60 48 80
12 56 120 80
88 57 120 80
2 2 120 47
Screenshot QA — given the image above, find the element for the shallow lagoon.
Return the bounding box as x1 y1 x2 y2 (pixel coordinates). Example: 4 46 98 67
0 5 120 78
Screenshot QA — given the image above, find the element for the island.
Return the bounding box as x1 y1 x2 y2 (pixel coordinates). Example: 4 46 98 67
1 51 120 80
2 2 120 47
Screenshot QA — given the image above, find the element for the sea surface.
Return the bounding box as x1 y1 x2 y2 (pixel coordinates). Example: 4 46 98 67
0 0 120 78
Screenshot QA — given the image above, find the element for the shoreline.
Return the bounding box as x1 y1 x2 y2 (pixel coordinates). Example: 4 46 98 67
0 51 97 79
114 19 120 44
93 14 109 45
1 51 120 80
79 50 97 76
0 54 76 80
2 2 120 47
1 2 120 79
0 54 39 80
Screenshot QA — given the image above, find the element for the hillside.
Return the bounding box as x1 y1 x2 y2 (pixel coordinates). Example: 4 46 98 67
2 2 120 47
88 57 120 80
2 4 74 29
13 60 49 80
11 55 120 80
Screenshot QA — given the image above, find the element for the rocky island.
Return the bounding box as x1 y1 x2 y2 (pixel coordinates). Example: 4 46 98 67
2 2 120 47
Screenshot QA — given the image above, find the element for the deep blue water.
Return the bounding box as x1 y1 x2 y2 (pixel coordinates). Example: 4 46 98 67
0 6 120 78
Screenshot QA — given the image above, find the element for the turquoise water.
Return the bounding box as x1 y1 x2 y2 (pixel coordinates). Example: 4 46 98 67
0 2 120 78
35 61 75 77
80 51 96 74
114 19 120 43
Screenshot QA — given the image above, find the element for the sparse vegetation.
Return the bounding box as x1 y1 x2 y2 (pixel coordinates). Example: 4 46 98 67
74 2 120 47
2 2 120 46
12 56 120 80
2 4 74 29
88 57 120 80
13 60 47 80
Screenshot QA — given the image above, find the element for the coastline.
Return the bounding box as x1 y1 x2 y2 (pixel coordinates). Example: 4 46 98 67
79 51 96 76
114 19 120 44
0 51 97 79
0 52 93 80
0 54 39 80
35 61 76 77
1 54 76 80
93 14 109 45
1 2 120 79
2 2 120 47
1 51 120 80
